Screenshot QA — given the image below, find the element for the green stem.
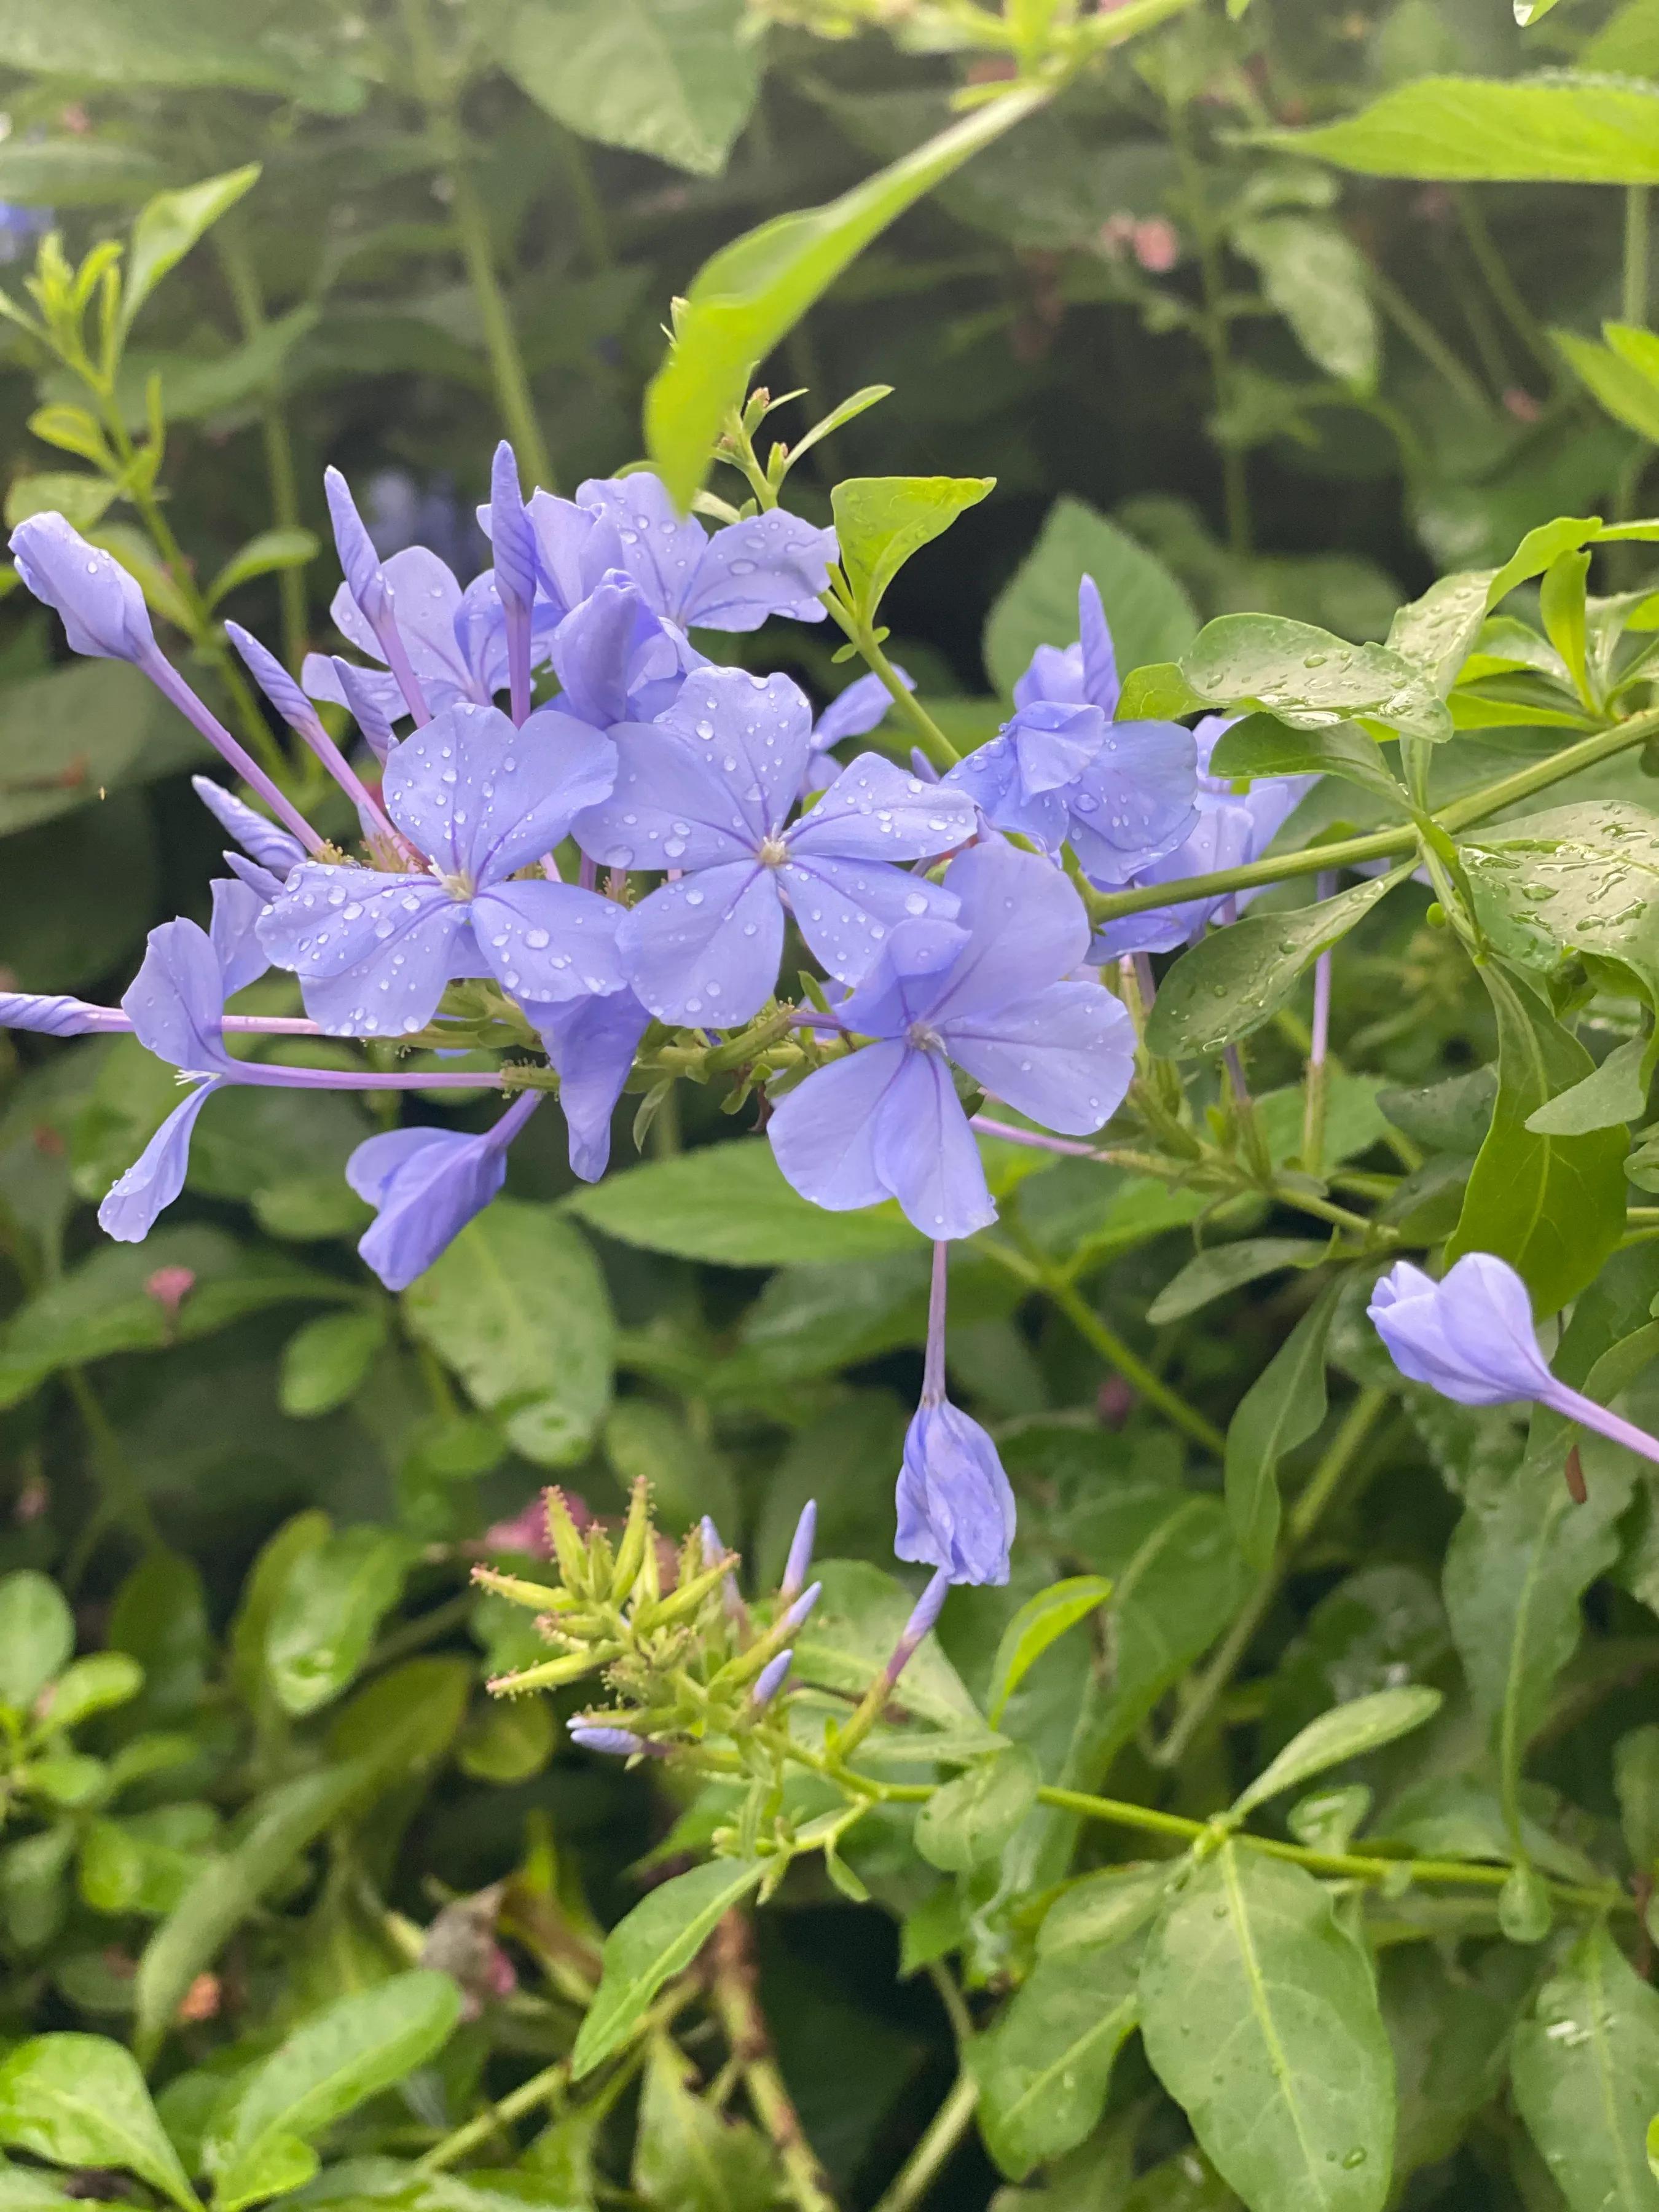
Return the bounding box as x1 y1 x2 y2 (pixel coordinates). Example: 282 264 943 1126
1365 265 1492 413
554 127 613 272
869 2071 980 2212
710 1912 838 2212
214 227 308 669
415 2060 568 2173
822 594 959 769
400 0 554 490
989 1239 1226 1455
1627 185 1651 329
1453 189 1559 384
1153 1387 1390 1769
1083 702 1659 929
63 1367 161 1555
1167 96 1249 553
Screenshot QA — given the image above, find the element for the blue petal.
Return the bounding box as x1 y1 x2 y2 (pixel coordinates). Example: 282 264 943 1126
1076 576 1119 715
1010 700 1106 796
575 723 758 873
618 862 783 1026
869 1046 994 1240
473 880 627 1006
778 853 958 989
258 866 469 1037
768 1039 912 1214
895 1398 1016 1586
831 919 969 1041
677 507 836 630
536 986 653 1181
943 735 1069 850
655 667 813 846
924 842 1090 1024
11 514 156 663
383 701 617 887
944 978 1134 1135
1064 717 1198 888
209 877 271 998
788 753 977 866
812 667 910 748
550 577 647 731
525 489 625 624
191 775 305 876
98 1080 222 1241
348 1126 508 1292
121 920 233 1072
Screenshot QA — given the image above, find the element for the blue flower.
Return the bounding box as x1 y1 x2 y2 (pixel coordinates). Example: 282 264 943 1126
897 1398 1016 1586
11 513 157 662
945 578 1196 882
576 666 976 1026
191 775 306 881
804 667 911 794
0 994 127 1038
576 474 836 632
534 985 654 1183
257 701 623 1037
347 1092 541 1290
1091 716 1313 957
769 840 1133 1239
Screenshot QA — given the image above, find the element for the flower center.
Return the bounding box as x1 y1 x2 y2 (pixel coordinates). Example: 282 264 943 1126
757 835 790 868
907 1020 945 1054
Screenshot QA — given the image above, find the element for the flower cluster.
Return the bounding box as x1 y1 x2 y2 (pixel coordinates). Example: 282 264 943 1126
1 439 1302 1593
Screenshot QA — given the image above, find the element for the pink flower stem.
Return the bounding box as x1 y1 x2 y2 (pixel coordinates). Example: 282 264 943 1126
971 1113 1100 1159
1545 1382 1659 1470
922 1239 948 1405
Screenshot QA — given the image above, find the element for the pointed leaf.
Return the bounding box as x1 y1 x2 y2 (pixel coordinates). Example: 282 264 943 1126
573 1859 766 2077
832 476 994 621
916 1745 1040 1872
121 167 260 335
975 1942 1141 2180
1511 1924 1659 2212
1261 76 1659 182
1231 1687 1443 1819
986 1577 1113 1724
0 2037 200 2210
1223 1284 1338 1569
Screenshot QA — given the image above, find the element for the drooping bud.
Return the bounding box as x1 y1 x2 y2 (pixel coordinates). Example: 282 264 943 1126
568 1724 651 1758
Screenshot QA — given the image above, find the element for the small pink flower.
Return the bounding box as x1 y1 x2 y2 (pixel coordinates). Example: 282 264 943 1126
145 1266 196 1322
1132 218 1180 273
1503 388 1543 424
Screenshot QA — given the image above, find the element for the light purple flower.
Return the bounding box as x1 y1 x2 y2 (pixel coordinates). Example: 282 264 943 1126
1091 716 1312 957
576 666 976 1026
490 441 539 724
1370 1252 1659 1471
568 1725 657 1758
258 701 622 1037
347 1092 540 1290
804 668 910 794
576 474 836 632
898 1398 1015 1586
11 514 156 662
0 994 128 1038
780 1499 818 1602
547 574 699 734
533 983 653 1183
946 580 1196 882
192 776 306 880
769 840 1133 1239
751 1650 793 1709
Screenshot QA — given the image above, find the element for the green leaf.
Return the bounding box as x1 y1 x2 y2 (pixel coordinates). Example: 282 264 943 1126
134 1763 378 2058
915 1744 1040 1872
1223 1282 1338 1570
790 1559 987 1739
36 1652 143 1734
1037 1864 1170 1956
1262 74 1659 182
1443 965 1628 1314
564 1138 922 1264
1140 1843 1394 2212
0 660 195 836
0 1573 73 1711
1177 613 1451 743
494 0 758 179
1231 215 1379 389
572 1858 767 2077
644 85 1047 510
1615 1724 1659 1870
1148 1238 1330 1326
278 1308 388 1421
0 138 168 206
1557 324 1659 444
3 473 117 532
1386 570 1497 694
207 1974 463 2212
263 1526 414 1717
975 1941 1142 2180
109 1552 209 1727
404 1199 614 1466
1511 1924 1659 2212
831 476 994 622
604 1398 738 1538
1525 1035 1650 1136
1146 871 1407 1060
121 167 261 336
631 2034 778 2211
0 2036 200 2210
1461 802 1659 1008
1231 1687 1443 1819
986 1576 1113 1724
1488 516 1606 608
1206 714 1408 807
206 525 319 609
0 0 358 106
982 495 1198 695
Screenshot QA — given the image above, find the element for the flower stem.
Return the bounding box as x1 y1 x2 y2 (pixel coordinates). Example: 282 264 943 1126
399 0 554 490
869 2070 979 2212
415 2060 568 2173
821 594 959 770
213 224 309 669
710 1913 838 2212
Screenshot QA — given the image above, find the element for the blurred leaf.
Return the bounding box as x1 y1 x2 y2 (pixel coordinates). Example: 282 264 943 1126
121 167 262 337
604 1398 738 1537
1557 322 1659 444
572 1858 766 2077
832 475 994 621
3 473 118 531
1444 965 1628 1314
264 1526 414 1717
404 1200 614 1467
975 1940 1141 2180
1232 216 1379 390
565 1139 922 1263
1231 1686 1443 1818
1223 1284 1338 1570
1140 1845 1394 2212
457 1696 554 1784
984 495 1198 697
1614 1724 1659 1869
109 1552 209 1727
915 1744 1039 1871
1148 1238 1328 1325
1265 74 1659 181
0 660 192 835
495 0 758 179
206 523 319 605
206 1974 463 2212
0 1572 74 1711
36 1652 143 1733
0 139 168 206
0 0 362 107
985 1576 1112 1724
645 85 1047 510
1510 1924 1659 2212
0 2036 200 2209
278 1308 389 1421
1146 872 1406 1059
630 2034 779 2211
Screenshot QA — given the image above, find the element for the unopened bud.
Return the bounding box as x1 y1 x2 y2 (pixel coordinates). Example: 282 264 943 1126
780 1499 817 1602
751 1650 793 1711
145 1266 195 1324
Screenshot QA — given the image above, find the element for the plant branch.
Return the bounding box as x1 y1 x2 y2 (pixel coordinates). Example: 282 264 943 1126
710 1912 838 2212
869 2069 980 2212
